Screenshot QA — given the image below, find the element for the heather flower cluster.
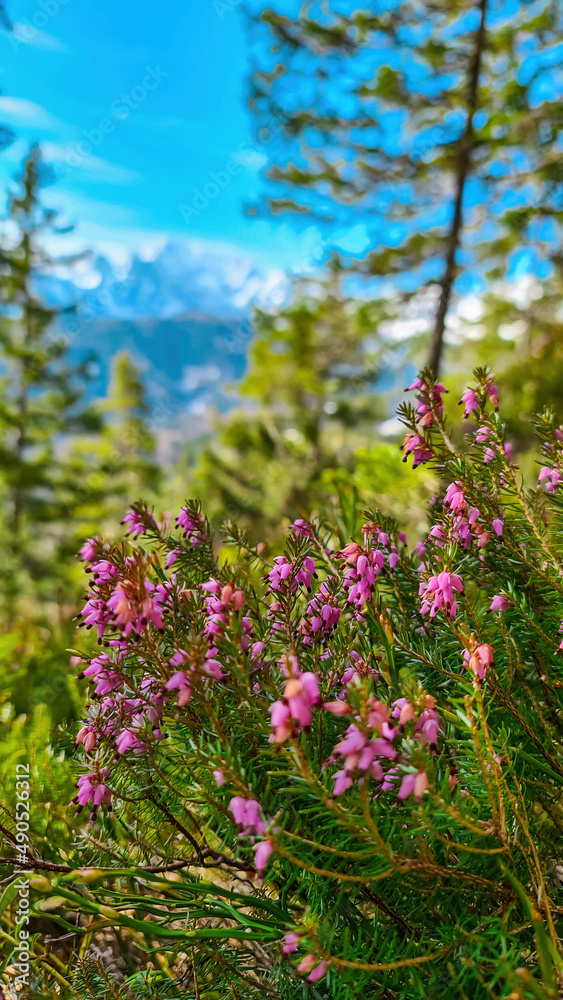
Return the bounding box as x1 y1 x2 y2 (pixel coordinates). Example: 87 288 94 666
400 374 447 467
63 371 563 995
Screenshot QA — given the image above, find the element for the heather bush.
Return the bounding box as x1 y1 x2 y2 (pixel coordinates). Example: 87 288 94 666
3 368 563 999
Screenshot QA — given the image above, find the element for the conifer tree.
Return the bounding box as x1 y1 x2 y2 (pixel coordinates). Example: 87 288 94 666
250 0 563 374
65 349 161 556
103 350 160 497
195 269 394 534
0 144 100 622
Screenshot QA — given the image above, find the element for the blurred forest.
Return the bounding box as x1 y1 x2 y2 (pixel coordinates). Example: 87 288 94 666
1 0 563 910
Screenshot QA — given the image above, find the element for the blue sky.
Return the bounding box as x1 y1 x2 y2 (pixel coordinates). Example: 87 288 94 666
0 0 321 270
0 0 561 290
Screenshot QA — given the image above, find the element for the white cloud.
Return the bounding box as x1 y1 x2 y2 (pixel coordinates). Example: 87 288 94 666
232 148 268 169
41 141 140 184
0 95 65 132
11 21 67 51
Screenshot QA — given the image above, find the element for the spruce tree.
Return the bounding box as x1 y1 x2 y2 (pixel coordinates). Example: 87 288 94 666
0 144 100 622
103 350 160 498
194 269 395 535
65 349 161 554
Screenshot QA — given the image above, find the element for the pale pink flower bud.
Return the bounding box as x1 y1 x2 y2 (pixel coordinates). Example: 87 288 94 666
323 700 351 715
232 589 245 611
298 954 317 974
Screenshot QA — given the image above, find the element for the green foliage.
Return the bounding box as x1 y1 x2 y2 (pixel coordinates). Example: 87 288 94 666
193 272 400 536
0 144 102 621
3 370 562 999
250 0 563 372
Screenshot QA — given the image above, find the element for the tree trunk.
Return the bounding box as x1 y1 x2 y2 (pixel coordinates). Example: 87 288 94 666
428 0 488 376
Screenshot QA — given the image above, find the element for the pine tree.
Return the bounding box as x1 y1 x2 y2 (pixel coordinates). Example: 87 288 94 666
194 268 395 535
65 349 161 552
103 350 160 498
249 0 563 374
0 144 100 622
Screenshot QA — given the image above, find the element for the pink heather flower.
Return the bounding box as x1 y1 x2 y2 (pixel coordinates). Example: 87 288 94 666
78 538 98 563
106 580 167 635
414 540 427 559
177 507 206 546
269 700 292 742
76 725 97 753
392 698 415 725
122 508 156 539
491 518 503 537
406 377 424 391
505 441 514 462
466 643 494 680
330 714 397 797
474 426 491 445
415 704 440 745
487 381 499 409
309 961 330 983
298 954 317 974
229 796 247 827
75 768 112 813
283 932 302 954
229 797 265 837
268 556 316 593
269 670 323 742
398 531 408 545
166 548 182 568
459 388 479 420
81 654 123 695
429 525 446 547
203 657 224 681
333 770 354 796
285 676 315 727
90 559 119 582
419 571 463 619
299 581 341 644
444 481 466 511
539 466 563 493
340 542 362 564
253 839 273 874
398 770 429 800
212 769 225 786
165 670 193 706
291 518 314 538
407 377 447 427
490 594 510 612
401 432 433 469
232 589 245 611
115 728 146 755
323 700 352 716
